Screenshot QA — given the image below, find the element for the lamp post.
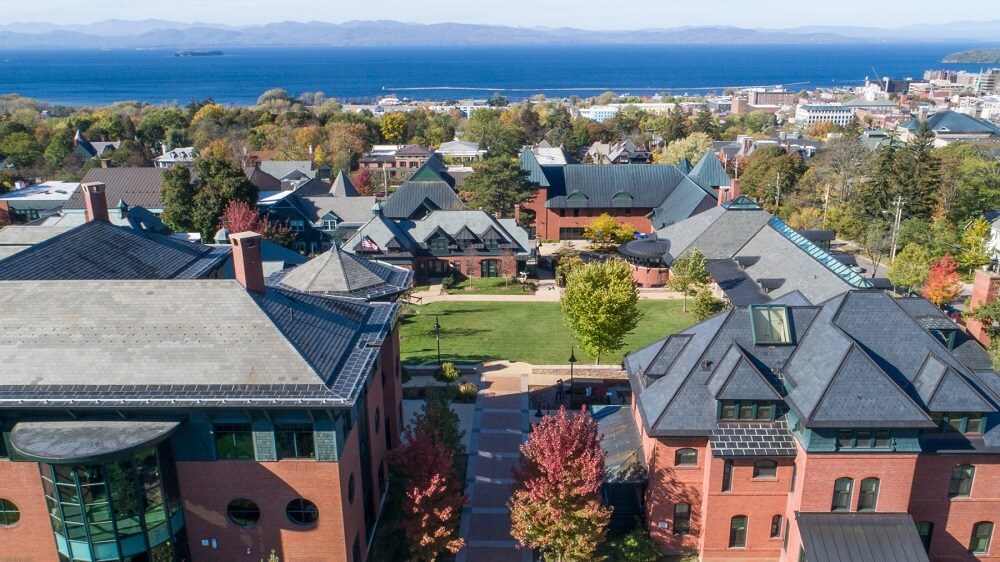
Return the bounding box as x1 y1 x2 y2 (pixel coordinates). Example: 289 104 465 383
535 401 551 418
568 347 577 406
433 315 442 367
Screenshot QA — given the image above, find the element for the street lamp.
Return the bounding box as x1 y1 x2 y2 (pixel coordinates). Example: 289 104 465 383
568 347 577 406
433 315 442 367
535 401 551 418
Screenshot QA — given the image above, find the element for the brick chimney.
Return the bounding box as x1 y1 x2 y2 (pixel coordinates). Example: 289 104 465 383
513 203 521 224
230 232 265 293
730 178 741 200
966 269 1000 347
82 182 109 223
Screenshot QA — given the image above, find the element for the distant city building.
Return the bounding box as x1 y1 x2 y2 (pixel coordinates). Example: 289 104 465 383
794 104 854 127
0 180 78 223
153 146 196 168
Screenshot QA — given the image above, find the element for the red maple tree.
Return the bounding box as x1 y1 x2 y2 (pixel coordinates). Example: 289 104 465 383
509 406 610 560
921 253 962 307
352 167 377 196
218 200 297 249
388 422 467 561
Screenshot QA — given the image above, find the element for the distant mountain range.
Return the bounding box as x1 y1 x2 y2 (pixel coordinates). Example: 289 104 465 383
1 19 999 48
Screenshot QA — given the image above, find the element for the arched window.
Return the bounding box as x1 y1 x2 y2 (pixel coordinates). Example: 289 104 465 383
949 464 975 498
0 499 19 526
858 478 880 511
770 514 783 538
286 498 319 526
226 498 261 527
832 477 853 511
916 521 933 553
970 522 994 554
673 503 691 535
675 448 698 466
729 515 748 548
754 460 778 479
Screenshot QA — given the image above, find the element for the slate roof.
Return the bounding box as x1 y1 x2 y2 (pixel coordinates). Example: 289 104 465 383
0 225 73 246
541 164 710 209
329 171 359 197
652 199 870 303
381 179 464 219
64 168 166 210
0 221 230 280
298 194 379 224
593 405 645 480
900 110 1000 136
257 160 315 181
796 513 929 562
269 246 412 300
688 150 731 191
705 259 771 305
343 210 531 259
626 290 1000 451
0 280 397 407
244 165 283 191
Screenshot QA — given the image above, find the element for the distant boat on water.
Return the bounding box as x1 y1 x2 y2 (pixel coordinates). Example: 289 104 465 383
175 50 223 57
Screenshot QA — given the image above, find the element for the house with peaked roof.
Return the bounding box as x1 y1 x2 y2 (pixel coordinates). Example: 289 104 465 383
624 290 1000 561
343 209 532 281
435 139 487 162
622 195 871 300
72 130 120 161
521 148 723 240
44 167 167 227
380 159 464 220
585 140 652 164
0 190 405 562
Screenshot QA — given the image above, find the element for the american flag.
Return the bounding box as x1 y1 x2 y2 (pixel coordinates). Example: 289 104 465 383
361 235 380 252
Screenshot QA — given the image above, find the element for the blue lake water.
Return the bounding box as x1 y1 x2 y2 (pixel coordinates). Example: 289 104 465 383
0 43 995 106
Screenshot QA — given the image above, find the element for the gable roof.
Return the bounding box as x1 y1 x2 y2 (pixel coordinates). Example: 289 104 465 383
269 246 412 300
330 171 359 197
65 168 166 210
298 194 379 224
688 150 731 190
343 210 531 259
381 180 464 219
900 110 1000 136
541 163 709 209
0 280 397 407
245 165 283 191
257 160 315 181
0 221 230 280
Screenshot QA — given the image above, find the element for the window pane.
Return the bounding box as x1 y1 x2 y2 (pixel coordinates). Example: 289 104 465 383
276 424 315 459
722 460 733 492
855 430 872 448
837 430 853 449
214 424 253 460
874 429 891 448
756 404 773 421
754 460 777 479
673 503 690 535
286 498 319 526
729 516 748 548
971 522 993 554
739 404 755 420
771 515 782 538
947 414 963 433
949 465 974 498
832 478 853 511
966 413 985 434
721 402 737 420
858 478 879 511
917 521 933 552
0 499 20 526
675 449 697 466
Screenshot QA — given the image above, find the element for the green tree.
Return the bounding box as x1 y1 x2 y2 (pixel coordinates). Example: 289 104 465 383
609 526 662 562
959 217 993 271
689 104 720 138
854 136 901 218
43 128 75 170
692 286 728 320
663 104 689 144
654 132 712 165
380 112 407 144
138 107 189 148
897 120 941 221
461 157 538 216
667 248 710 312
888 243 932 294
561 260 641 363
160 166 198 232
584 213 635 248
738 145 807 210
420 387 467 462
0 131 43 169
192 155 258 239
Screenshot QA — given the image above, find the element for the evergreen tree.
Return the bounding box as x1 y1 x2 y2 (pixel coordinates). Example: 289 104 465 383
663 104 689 144
461 157 538 216
689 104 720 138
192 156 258 240
160 166 198 232
854 136 901 218
898 120 941 221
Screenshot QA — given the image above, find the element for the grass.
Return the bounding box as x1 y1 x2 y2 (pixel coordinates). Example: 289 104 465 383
447 277 536 295
400 300 696 365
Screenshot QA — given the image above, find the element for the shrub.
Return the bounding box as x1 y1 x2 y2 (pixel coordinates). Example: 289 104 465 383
455 379 478 403
609 525 661 562
437 362 461 384
441 276 455 290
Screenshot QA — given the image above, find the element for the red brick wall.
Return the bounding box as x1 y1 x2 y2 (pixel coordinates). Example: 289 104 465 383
630 263 669 287
908 455 1000 561
796 453 918 513
523 189 655 240
178 429 364 562
0 460 57 562
380 325 402 450
966 270 1000 346
363 350 390 524
644 438 708 554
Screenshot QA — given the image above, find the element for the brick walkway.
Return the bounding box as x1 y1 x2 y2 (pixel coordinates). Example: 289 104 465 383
457 363 533 562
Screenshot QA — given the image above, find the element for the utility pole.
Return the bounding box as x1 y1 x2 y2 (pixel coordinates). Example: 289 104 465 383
889 196 905 262
775 172 781 208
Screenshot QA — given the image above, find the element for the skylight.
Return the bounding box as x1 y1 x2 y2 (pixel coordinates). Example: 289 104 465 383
750 305 792 345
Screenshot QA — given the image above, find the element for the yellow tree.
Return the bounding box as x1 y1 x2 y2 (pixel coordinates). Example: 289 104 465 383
380 113 407 144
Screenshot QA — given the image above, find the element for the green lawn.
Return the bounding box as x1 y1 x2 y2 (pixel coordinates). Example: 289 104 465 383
447 277 536 295
400 300 696 365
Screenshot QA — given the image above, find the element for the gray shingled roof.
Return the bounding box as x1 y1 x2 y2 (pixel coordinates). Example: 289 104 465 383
797 513 929 562
298 194 379 224
65 168 166 210
688 150 731 190
0 280 397 407
626 291 1000 448
900 110 1000 136
381 181 464 219
0 221 231 280
269 246 412 300
541 164 707 209
0 225 73 246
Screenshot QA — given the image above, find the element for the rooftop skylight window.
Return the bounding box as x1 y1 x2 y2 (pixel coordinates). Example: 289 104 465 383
749 305 792 345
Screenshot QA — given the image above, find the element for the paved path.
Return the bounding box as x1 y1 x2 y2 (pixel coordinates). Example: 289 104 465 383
411 283 682 304
457 362 533 562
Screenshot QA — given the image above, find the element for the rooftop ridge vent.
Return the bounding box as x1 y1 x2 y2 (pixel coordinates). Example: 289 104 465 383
768 216 872 289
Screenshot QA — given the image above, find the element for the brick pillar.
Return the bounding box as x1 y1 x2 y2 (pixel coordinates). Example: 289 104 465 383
967 269 1000 346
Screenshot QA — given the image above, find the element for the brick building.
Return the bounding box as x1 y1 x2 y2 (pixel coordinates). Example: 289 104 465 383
519 149 725 241
624 290 1000 561
0 189 403 561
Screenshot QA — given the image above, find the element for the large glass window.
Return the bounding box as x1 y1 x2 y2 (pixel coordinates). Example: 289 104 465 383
227 498 261 527
858 478 879 511
675 448 698 466
673 503 691 535
949 465 975 498
754 460 777 479
970 522 993 554
214 424 253 460
0 499 19 526
286 498 319 526
729 515 748 548
276 424 315 459
832 478 853 511
719 400 775 421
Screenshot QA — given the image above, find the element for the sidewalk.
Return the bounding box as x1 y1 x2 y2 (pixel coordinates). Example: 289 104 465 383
411 282 684 304
457 361 533 562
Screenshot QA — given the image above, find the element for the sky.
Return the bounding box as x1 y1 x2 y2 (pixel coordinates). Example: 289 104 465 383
6 0 995 29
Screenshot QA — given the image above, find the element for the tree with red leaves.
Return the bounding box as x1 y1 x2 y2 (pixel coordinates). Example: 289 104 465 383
921 253 963 308
219 200 297 249
388 421 467 561
352 167 377 196
509 406 611 561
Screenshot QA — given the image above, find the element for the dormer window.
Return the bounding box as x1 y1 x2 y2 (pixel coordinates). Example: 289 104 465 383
929 412 986 435
749 305 792 345
719 400 774 421
429 236 448 252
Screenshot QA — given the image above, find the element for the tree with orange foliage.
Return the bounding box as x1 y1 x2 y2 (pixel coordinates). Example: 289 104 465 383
219 200 297 249
509 406 611 561
388 421 466 561
921 253 962 307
